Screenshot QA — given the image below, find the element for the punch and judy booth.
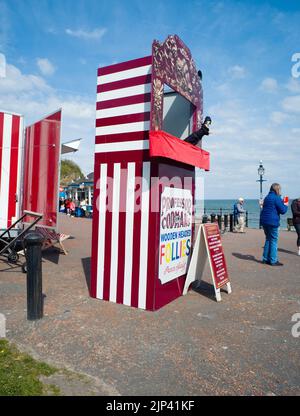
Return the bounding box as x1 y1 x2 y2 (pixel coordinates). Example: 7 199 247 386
90 35 210 311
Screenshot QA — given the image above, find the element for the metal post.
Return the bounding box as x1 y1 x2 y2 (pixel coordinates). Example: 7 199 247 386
202 214 208 224
246 211 249 228
224 214 229 230
217 214 222 230
230 214 234 232
25 233 44 320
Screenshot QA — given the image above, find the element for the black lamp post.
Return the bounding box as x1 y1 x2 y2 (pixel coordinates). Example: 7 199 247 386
257 160 267 207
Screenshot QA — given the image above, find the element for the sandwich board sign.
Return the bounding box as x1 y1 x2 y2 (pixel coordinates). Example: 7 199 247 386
183 223 231 301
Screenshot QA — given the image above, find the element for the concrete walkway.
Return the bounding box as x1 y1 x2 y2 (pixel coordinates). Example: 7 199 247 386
0 214 299 395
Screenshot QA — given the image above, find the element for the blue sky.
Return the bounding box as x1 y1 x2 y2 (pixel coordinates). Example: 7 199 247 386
0 0 299 199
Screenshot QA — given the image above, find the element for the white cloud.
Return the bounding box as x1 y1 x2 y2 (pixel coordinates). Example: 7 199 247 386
282 95 300 113
36 58 56 76
0 63 95 174
286 77 300 93
65 27 107 40
260 77 278 93
228 65 246 79
270 111 289 124
0 63 51 93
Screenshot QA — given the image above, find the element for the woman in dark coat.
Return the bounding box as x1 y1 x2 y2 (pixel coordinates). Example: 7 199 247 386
260 183 288 266
291 198 300 255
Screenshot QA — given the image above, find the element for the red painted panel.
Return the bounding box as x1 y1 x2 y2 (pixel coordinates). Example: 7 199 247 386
98 56 152 76
95 131 149 144
23 110 61 228
7 115 20 226
97 74 152 93
96 93 151 110
96 112 150 128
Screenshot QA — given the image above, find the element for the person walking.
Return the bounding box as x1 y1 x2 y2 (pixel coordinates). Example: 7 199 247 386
260 183 288 266
291 197 300 256
234 198 246 233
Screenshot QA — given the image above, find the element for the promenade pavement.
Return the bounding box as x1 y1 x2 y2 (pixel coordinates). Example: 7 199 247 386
0 214 299 395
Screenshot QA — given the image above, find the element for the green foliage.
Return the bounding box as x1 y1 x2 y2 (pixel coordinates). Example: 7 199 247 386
60 159 85 186
0 339 59 396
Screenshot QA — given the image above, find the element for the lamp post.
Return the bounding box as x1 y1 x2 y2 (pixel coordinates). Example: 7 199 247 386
257 160 267 220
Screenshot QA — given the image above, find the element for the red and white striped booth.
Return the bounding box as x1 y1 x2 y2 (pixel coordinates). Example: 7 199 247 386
0 111 24 229
90 35 210 311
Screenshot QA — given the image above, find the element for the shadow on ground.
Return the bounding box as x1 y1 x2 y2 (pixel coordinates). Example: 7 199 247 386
232 252 262 264
278 247 298 256
192 280 227 301
81 257 91 292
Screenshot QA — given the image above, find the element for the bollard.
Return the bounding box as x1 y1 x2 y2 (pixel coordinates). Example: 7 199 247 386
224 214 229 230
210 213 216 223
24 233 44 320
217 214 222 230
230 214 234 232
202 214 208 224
246 211 249 228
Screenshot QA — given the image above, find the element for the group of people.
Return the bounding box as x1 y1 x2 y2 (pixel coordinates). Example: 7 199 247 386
59 198 89 217
187 116 300 265
260 184 300 265
233 184 300 266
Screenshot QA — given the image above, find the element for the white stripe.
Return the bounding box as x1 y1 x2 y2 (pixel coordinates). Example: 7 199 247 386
95 140 149 153
109 163 121 303
97 83 151 102
96 164 107 299
15 116 23 221
0 114 12 228
96 120 149 136
96 102 151 119
123 162 136 306
138 161 151 310
98 64 152 85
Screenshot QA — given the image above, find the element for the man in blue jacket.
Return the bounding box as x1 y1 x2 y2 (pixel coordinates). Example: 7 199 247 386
260 183 288 266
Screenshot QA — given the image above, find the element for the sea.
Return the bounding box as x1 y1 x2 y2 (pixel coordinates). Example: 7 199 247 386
195 199 294 230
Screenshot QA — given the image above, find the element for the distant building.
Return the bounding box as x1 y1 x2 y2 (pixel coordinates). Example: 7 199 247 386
63 172 94 205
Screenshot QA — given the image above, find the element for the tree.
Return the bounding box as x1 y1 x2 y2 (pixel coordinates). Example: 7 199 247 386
60 159 85 186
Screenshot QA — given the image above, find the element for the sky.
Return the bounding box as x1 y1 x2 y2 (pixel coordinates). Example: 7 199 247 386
0 0 299 199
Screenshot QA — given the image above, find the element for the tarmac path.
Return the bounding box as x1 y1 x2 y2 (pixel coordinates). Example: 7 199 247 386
0 214 299 395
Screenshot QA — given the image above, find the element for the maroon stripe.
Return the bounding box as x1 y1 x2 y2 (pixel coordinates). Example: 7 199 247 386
7 115 20 227
97 93 151 110
96 112 150 128
130 163 143 308
98 56 152 76
116 162 128 304
102 162 114 301
96 131 149 144
97 74 151 93
90 158 104 297
0 112 4 190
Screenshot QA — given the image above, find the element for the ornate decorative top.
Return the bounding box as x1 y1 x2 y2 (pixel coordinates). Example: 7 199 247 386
151 35 203 132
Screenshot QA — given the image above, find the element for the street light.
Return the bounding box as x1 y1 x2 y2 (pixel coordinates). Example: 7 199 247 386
257 160 267 207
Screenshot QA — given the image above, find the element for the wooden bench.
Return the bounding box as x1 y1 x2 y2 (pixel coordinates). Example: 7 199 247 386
35 226 70 255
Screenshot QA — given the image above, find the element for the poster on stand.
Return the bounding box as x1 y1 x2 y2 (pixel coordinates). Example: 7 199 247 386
159 187 193 284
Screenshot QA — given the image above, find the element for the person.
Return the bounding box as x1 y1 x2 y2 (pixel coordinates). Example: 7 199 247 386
65 198 71 215
291 197 300 256
260 183 288 266
234 198 246 233
184 116 211 146
69 199 76 217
